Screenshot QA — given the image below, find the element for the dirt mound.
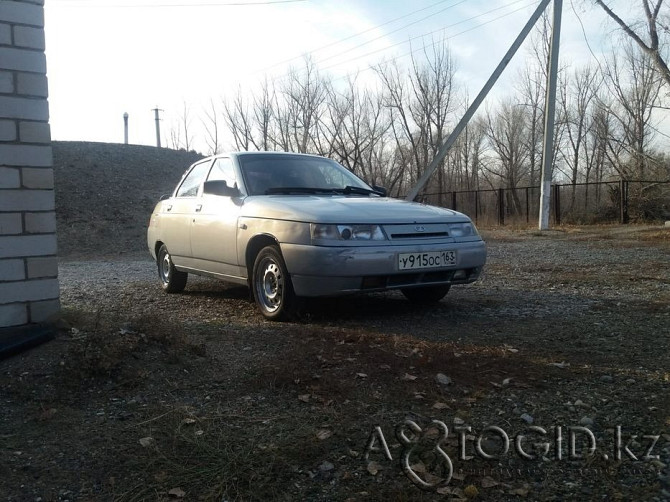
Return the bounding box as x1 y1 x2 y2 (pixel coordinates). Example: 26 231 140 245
53 141 203 258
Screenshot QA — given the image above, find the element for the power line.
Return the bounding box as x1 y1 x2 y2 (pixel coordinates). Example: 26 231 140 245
51 0 308 7
253 0 463 75
263 0 538 88
301 0 470 70
321 0 534 76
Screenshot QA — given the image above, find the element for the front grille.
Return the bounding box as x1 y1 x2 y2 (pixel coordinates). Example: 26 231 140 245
390 232 448 239
384 223 451 240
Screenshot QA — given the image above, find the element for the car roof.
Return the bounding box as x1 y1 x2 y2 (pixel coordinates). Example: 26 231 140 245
228 151 326 160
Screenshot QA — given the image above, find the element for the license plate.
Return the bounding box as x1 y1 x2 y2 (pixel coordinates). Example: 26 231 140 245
398 251 457 270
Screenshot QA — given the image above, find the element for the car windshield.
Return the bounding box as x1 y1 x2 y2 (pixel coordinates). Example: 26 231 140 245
238 154 373 196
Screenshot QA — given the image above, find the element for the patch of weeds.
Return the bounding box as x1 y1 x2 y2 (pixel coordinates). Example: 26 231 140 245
58 310 206 386
119 407 320 502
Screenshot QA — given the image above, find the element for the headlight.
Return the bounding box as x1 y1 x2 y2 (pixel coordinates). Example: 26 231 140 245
448 222 478 237
311 224 387 241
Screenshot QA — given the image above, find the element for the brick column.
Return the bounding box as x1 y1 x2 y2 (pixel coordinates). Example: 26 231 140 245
0 0 60 327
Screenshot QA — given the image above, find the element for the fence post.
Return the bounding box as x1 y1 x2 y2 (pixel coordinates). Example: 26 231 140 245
452 191 457 211
475 192 479 224
498 188 505 226
620 180 629 224
553 184 561 225
525 187 530 223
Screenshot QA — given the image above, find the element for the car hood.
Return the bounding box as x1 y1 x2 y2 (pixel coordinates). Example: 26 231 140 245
240 195 470 223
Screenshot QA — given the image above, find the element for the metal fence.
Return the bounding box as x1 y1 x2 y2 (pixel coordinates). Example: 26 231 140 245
419 180 670 226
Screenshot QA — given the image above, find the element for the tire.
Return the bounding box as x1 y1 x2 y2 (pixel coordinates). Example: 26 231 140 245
157 244 187 293
252 245 297 321
401 285 451 304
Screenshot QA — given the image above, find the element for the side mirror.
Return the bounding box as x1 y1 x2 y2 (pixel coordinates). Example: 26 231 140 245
372 185 387 197
203 180 240 197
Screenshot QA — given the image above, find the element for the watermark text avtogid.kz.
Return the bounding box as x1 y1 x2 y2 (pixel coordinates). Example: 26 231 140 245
363 419 666 490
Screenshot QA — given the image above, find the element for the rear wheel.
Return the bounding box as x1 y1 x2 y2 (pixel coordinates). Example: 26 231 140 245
401 285 450 304
252 245 297 321
157 244 188 293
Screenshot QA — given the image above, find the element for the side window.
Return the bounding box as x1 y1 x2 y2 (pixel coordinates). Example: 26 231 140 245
207 158 238 189
176 161 211 197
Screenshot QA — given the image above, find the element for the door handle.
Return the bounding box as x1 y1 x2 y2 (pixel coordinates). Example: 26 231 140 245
166 205 172 212
195 204 202 212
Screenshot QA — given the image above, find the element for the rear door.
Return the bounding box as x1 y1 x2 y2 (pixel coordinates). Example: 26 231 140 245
159 159 213 262
189 157 245 278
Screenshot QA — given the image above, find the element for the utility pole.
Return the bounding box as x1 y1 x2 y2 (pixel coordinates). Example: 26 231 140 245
152 107 163 148
123 112 129 145
538 0 563 230
405 0 552 202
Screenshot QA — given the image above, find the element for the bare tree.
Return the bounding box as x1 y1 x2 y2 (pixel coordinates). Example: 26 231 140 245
594 0 670 89
482 100 531 215
449 107 486 191
559 65 601 210
516 65 546 187
374 41 458 200
408 41 458 202
374 60 423 184
202 99 220 155
223 88 254 151
181 101 193 151
167 119 181 150
600 41 664 179
167 101 193 151
278 57 329 153
252 77 275 151
325 77 391 183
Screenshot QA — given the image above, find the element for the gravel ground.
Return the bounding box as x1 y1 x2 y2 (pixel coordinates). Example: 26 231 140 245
2 226 670 501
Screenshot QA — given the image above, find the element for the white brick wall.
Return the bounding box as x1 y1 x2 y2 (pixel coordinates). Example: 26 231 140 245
0 213 23 235
19 121 50 143
0 71 14 93
0 303 28 326
0 167 21 188
0 0 59 327
26 256 57 279
0 259 25 281
13 25 45 50
17 72 48 97
0 120 17 141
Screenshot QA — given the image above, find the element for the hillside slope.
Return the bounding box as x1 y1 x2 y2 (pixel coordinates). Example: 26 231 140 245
53 141 203 257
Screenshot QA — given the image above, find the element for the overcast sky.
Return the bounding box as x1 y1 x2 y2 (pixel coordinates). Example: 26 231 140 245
44 0 643 151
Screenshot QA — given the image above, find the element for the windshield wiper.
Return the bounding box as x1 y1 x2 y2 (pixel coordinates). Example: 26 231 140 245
335 185 385 196
264 186 385 196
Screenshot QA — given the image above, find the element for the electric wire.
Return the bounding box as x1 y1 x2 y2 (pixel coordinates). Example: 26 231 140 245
301 0 470 69
253 0 459 75
50 0 308 7
323 0 537 77
265 0 539 88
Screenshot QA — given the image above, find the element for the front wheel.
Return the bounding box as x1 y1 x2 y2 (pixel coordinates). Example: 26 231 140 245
252 246 298 321
401 285 451 304
157 244 188 293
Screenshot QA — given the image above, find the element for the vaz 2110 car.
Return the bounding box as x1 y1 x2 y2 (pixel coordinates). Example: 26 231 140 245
147 152 486 320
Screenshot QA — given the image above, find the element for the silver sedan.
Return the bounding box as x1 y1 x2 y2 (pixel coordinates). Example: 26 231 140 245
147 151 486 320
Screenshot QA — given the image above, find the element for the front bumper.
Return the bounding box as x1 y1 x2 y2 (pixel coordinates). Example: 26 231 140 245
281 239 487 297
